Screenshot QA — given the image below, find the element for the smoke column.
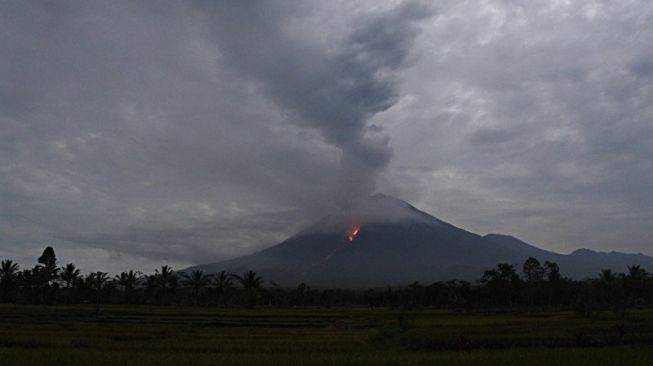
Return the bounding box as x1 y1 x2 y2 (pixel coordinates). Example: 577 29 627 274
198 1 434 206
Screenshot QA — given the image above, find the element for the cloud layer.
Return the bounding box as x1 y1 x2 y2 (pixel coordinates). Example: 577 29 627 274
1 1 652 272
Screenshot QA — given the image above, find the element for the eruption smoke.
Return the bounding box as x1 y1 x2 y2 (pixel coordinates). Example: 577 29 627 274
198 1 434 206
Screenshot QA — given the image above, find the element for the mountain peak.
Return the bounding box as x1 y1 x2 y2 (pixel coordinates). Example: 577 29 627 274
186 196 653 287
304 194 440 235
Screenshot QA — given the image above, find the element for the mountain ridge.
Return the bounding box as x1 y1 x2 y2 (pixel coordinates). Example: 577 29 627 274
186 195 653 287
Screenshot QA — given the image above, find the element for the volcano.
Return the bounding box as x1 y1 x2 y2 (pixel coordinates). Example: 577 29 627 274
186 194 653 287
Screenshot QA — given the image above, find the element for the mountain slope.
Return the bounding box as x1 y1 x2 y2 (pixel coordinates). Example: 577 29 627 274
187 194 653 287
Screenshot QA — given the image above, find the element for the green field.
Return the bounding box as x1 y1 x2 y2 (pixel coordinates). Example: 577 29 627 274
1 304 652 365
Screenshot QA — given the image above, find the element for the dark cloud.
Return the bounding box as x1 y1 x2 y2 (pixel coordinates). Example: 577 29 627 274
1 1 652 272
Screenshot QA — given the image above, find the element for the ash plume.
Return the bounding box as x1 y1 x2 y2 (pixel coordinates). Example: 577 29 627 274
197 1 434 206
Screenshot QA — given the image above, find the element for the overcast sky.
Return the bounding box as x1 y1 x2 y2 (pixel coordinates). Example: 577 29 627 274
2 1 652 273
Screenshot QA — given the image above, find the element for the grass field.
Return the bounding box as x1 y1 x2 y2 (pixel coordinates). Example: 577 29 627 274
1 304 652 365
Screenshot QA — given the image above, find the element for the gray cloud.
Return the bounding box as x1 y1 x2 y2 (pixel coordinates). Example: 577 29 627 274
1 1 652 273
197 0 433 203
381 0 653 254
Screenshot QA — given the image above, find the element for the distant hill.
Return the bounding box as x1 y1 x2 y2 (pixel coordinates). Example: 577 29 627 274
186 194 653 287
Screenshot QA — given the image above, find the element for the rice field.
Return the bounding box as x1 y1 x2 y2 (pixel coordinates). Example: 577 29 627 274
1 304 652 365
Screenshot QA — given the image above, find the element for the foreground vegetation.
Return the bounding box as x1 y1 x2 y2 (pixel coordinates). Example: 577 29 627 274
2 247 653 315
3 247 653 364
1 304 653 366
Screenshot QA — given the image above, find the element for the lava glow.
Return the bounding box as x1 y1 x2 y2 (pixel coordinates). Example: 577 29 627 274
347 225 361 242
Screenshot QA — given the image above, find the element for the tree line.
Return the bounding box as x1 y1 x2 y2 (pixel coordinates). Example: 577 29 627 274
1 246 652 315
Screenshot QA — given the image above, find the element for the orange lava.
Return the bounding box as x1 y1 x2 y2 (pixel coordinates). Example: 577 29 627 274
347 225 361 242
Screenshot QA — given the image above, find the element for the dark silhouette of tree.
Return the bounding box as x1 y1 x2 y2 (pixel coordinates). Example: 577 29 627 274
522 257 545 308
595 268 627 317
231 270 263 308
182 270 209 305
18 269 36 290
232 270 263 290
58 263 81 303
627 265 648 282
0 259 20 301
87 271 109 316
295 282 310 306
115 270 141 302
3 247 653 311
522 257 545 283
87 271 109 290
60 263 81 288
626 265 649 308
144 274 158 304
211 271 233 307
28 247 59 304
544 261 561 281
544 261 562 306
155 265 178 304
37 246 59 281
599 269 615 282
481 263 522 307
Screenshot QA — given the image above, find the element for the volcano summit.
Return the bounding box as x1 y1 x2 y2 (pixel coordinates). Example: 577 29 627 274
187 194 653 287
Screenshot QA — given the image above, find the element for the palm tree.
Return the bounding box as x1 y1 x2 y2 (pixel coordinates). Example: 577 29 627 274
88 271 109 290
155 265 175 289
115 270 142 302
182 270 209 305
0 259 20 300
60 263 81 288
232 270 263 290
87 272 109 316
155 265 178 304
211 271 233 307
144 274 158 304
231 270 263 308
58 263 81 303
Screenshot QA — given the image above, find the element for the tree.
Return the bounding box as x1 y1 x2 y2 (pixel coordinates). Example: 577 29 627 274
58 263 81 303
543 261 561 306
182 270 209 305
232 270 263 290
626 265 649 307
599 269 615 283
37 246 59 281
83 272 110 315
627 265 648 283
544 261 561 282
211 271 233 307
155 265 178 304
88 272 109 291
522 257 544 283
295 282 310 306
60 263 81 288
144 274 158 304
231 270 263 308
18 269 36 290
481 264 522 307
0 259 20 300
115 270 141 302
522 257 544 308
